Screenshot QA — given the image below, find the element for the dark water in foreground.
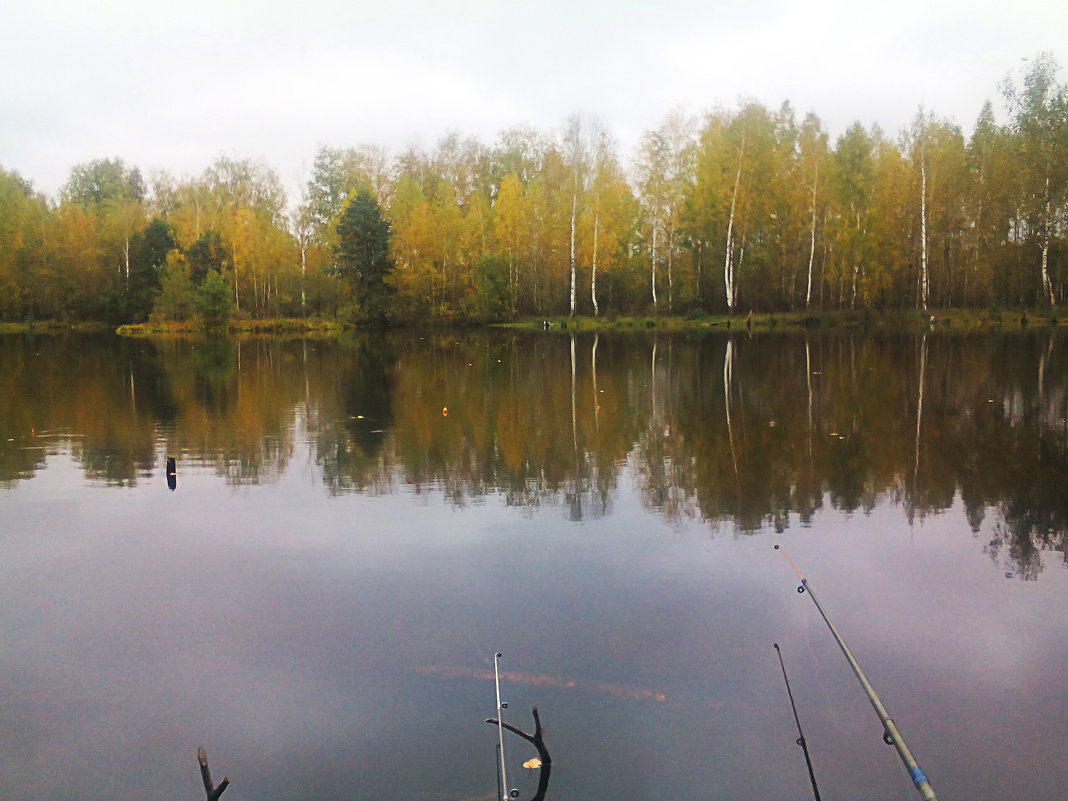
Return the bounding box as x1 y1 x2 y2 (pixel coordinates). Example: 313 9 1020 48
0 329 1065 801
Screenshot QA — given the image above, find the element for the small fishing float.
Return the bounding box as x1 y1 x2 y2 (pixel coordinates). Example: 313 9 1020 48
493 652 519 801
775 545 939 801
773 643 822 801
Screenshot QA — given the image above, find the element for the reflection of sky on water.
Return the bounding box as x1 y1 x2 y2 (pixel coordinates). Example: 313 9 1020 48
2 440 1066 801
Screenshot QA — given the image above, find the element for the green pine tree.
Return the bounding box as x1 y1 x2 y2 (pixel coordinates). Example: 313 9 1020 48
334 189 394 321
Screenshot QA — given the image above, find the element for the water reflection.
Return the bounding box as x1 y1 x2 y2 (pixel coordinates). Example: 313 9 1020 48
0 329 1064 577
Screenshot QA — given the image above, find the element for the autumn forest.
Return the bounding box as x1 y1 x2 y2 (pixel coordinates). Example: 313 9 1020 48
1 55 1065 325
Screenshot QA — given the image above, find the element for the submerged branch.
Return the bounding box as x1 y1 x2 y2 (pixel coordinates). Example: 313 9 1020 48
485 707 552 801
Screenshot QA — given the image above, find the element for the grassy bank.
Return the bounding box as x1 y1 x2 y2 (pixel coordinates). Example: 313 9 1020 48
0 309 1060 337
0 321 113 334
115 318 345 336
496 307 1063 332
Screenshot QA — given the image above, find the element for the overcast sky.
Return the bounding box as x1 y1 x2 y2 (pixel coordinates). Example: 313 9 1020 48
2 0 1065 201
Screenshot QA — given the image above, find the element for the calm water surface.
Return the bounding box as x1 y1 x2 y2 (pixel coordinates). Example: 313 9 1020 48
0 329 1065 801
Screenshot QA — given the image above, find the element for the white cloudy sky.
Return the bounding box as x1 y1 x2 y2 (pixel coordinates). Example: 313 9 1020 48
1 0 1065 200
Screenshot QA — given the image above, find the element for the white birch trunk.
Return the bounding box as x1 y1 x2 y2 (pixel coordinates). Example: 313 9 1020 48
806 162 818 308
667 228 674 310
920 152 929 311
1041 177 1055 306
569 189 577 316
650 215 658 307
591 211 600 316
232 239 241 310
724 136 745 311
300 241 307 317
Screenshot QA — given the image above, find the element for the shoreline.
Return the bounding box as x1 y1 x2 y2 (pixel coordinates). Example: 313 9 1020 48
0 308 1061 337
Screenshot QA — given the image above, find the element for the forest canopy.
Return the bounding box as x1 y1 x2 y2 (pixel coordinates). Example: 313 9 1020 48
1 54 1065 325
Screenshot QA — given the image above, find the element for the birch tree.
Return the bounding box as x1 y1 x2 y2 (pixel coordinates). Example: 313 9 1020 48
798 114 829 308
494 173 528 317
910 108 931 311
63 159 145 293
1002 53 1068 307
832 124 876 308
563 117 590 316
635 110 696 310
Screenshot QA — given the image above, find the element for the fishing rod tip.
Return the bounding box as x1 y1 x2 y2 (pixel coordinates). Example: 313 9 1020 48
773 642 780 650
774 544 780 550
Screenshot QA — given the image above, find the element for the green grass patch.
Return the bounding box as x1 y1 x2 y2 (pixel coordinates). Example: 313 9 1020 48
116 318 345 337
0 321 112 334
492 308 1065 333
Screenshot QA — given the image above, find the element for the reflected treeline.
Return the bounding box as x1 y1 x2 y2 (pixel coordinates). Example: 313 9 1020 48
0 329 1064 576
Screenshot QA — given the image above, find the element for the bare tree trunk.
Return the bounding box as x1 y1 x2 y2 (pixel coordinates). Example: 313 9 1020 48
696 239 703 301
666 228 674 310
569 189 578 316
650 215 658 308
299 241 307 317
591 211 600 316
1041 176 1056 307
806 163 818 308
509 252 517 317
232 241 241 311
920 152 929 312
724 135 745 311
123 218 131 289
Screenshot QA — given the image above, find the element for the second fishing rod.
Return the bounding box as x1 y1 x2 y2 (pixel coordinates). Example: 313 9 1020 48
776 545 939 801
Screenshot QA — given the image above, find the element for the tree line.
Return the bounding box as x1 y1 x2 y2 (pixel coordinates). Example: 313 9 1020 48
0 54 1065 325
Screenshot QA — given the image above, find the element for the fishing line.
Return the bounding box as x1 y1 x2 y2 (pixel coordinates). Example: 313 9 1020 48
804 607 842 732
775 545 939 801
779 550 840 730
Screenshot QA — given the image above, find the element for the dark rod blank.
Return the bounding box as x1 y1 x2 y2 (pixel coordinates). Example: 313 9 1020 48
774 643 822 801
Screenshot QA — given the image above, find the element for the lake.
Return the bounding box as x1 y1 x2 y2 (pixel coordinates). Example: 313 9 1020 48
0 328 1065 801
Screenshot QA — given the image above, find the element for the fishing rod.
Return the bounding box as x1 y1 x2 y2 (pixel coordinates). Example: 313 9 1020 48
773 643 822 801
493 652 519 801
775 545 939 801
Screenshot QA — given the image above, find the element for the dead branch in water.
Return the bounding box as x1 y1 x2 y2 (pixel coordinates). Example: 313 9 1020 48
197 747 230 801
484 707 552 801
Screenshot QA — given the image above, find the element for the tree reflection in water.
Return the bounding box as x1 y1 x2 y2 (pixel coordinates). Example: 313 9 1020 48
0 328 1064 577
